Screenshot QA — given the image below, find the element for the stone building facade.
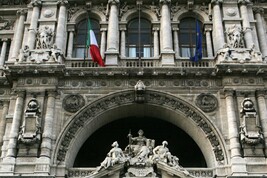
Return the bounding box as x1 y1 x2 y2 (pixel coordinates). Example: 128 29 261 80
0 0 267 177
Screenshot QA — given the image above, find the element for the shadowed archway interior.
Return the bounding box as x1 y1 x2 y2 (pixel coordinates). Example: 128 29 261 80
73 117 207 168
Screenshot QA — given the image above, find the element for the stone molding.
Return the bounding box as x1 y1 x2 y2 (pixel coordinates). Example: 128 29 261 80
55 89 225 164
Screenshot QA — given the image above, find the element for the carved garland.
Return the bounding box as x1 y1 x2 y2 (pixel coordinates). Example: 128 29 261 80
57 90 225 163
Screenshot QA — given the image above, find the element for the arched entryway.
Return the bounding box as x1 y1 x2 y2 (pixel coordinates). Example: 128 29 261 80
74 117 207 168
53 90 228 169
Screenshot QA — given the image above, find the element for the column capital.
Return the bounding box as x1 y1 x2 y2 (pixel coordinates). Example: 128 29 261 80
253 7 264 14
1 38 8 42
120 27 126 31
17 9 27 16
108 0 119 6
46 89 57 98
153 27 160 31
256 89 266 98
57 0 68 6
13 89 26 98
211 0 223 6
100 28 108 32
30 0 42 7
224 89 235 97
238 0 252 5
172 27 179 31
160 0 171 5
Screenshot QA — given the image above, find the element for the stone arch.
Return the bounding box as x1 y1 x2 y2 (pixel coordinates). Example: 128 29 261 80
52 89 228 168
121 8 158 22
69 9 106 24
172 9 210 23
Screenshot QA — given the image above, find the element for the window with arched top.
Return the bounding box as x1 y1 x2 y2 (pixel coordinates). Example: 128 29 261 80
126 18 153 58
73 18 100 58
179 17 207 58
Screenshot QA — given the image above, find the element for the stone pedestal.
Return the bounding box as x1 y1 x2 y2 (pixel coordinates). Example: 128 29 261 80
160 51 175 66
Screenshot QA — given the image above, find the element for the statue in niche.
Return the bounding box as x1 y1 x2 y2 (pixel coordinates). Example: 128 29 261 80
226 25 244 48
36 26 54 49
239 98 264 147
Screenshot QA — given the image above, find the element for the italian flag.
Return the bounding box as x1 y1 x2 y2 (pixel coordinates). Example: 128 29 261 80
86 18 105 67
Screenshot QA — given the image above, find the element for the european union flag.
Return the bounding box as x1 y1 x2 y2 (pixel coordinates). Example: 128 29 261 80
190 21 202 62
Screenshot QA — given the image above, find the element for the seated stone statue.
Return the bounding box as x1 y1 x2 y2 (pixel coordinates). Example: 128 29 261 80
94 141 126 173
152 141 169 163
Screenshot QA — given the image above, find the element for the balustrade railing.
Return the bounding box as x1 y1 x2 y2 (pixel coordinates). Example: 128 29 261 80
67 167 215 178
65 58 215 68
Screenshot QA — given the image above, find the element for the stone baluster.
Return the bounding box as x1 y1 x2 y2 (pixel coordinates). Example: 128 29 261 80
40 90 57 159
27 0 41 50
160 0 175 65
100 28 107 58
55 0 68 53
0 39 8 67
11 9 26 60
120 27 126 57
253 7 267 61
6 90 25 158
205 28 213 57
172 27 179 58
238 0 254 49
211 0 224 52
153 27 160 57
0 100 9 155
105 0 119 65
256 90 267 155
67 30 74 58
224 89 242 159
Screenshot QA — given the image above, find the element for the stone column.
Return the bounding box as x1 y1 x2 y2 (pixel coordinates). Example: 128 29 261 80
105 0 119 65
172 27 179 58
0 39 8 67
67 31 74 58
256 90 267 155
27 0 41 50
40 90 57 159
238 0 254 49
0 100 9 154
224 89 242 158
160 0 174 65
55 0 68 52
205 29 213 57
6 90 25 158
120 27 126 57
11 9 26 60
211 0 224 52
153 27 159 58
225 89 248 175
254 7 267 60
100 28 107 58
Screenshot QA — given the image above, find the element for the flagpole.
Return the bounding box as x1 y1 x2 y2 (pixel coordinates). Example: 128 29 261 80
84 14 89 67
138 2 141 69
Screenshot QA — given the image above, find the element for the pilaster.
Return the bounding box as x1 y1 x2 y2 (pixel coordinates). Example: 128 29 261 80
105 0 120 66
159 0 174 66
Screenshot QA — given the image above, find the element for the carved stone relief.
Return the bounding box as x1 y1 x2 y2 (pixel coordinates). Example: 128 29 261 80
18 98 42 146
0 16 13 30
239 98 264 145
226 25 244 48
63 94 85 113
57 90 225 164
195 93 218 112
36 26 54 49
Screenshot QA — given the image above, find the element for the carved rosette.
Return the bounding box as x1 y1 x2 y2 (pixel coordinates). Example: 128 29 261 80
57 90 225 163
63 94 85 113
195 93 218 112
